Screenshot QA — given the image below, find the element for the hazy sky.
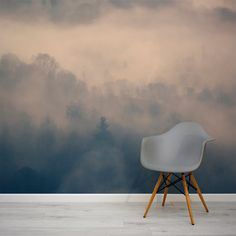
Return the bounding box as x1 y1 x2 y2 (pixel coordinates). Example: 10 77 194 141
1 0 236 142
0 0 235 85
0 0 236 192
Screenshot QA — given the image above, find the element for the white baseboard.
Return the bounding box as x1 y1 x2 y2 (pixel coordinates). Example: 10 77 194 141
0 194 235 203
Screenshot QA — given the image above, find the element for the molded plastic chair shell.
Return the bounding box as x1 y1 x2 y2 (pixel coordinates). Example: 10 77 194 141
141 122 214 173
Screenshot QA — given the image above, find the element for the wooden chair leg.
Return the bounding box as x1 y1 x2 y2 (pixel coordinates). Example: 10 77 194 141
190 173 209 212
162 173 172 207
182 173 195 225
143 172 163 218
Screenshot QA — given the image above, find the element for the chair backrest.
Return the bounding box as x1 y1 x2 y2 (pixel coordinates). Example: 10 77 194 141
164 122 212 170
141 122 213 172
165 122 210 142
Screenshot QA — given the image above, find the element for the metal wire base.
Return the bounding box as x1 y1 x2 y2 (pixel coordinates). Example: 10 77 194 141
157 173 197 195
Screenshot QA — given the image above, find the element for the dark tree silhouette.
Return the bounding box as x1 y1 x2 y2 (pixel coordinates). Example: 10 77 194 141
94 117 113 145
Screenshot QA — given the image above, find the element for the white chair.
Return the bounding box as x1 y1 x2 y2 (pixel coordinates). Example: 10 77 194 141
140 122 214 225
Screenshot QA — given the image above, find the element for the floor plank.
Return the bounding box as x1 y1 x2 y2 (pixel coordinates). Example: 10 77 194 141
0 201 235 235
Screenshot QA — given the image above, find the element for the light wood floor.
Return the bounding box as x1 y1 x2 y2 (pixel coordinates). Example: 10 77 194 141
0 201 236 235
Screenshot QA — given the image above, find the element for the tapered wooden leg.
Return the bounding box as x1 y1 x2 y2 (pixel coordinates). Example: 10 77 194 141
162 173 172 207
143 173 163 218
182 174 195 225
190 173 209 212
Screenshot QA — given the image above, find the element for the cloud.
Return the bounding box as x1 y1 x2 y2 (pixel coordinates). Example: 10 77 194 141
109 0 174 9
1 0 235 27
0 0 103 24
0 0 177 25
215 6 236 22
1 0 236 90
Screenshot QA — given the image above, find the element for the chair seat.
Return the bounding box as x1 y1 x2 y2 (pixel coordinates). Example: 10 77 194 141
142 162 200 173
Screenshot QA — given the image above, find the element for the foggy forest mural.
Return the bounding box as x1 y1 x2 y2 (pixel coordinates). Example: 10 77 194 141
0 0 236 193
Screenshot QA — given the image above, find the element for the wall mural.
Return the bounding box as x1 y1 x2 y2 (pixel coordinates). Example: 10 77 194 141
0 0 236 193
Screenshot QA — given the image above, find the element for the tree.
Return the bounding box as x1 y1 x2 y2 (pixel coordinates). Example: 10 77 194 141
94 117 113 145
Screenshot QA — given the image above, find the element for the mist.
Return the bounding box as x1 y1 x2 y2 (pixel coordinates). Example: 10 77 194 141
0 0 236 192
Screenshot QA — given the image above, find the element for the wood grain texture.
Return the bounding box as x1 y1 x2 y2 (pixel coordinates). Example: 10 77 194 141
190 174 209 212
143 173 163 218
182 174 195 225
0 200 236 235
162 173 172 207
